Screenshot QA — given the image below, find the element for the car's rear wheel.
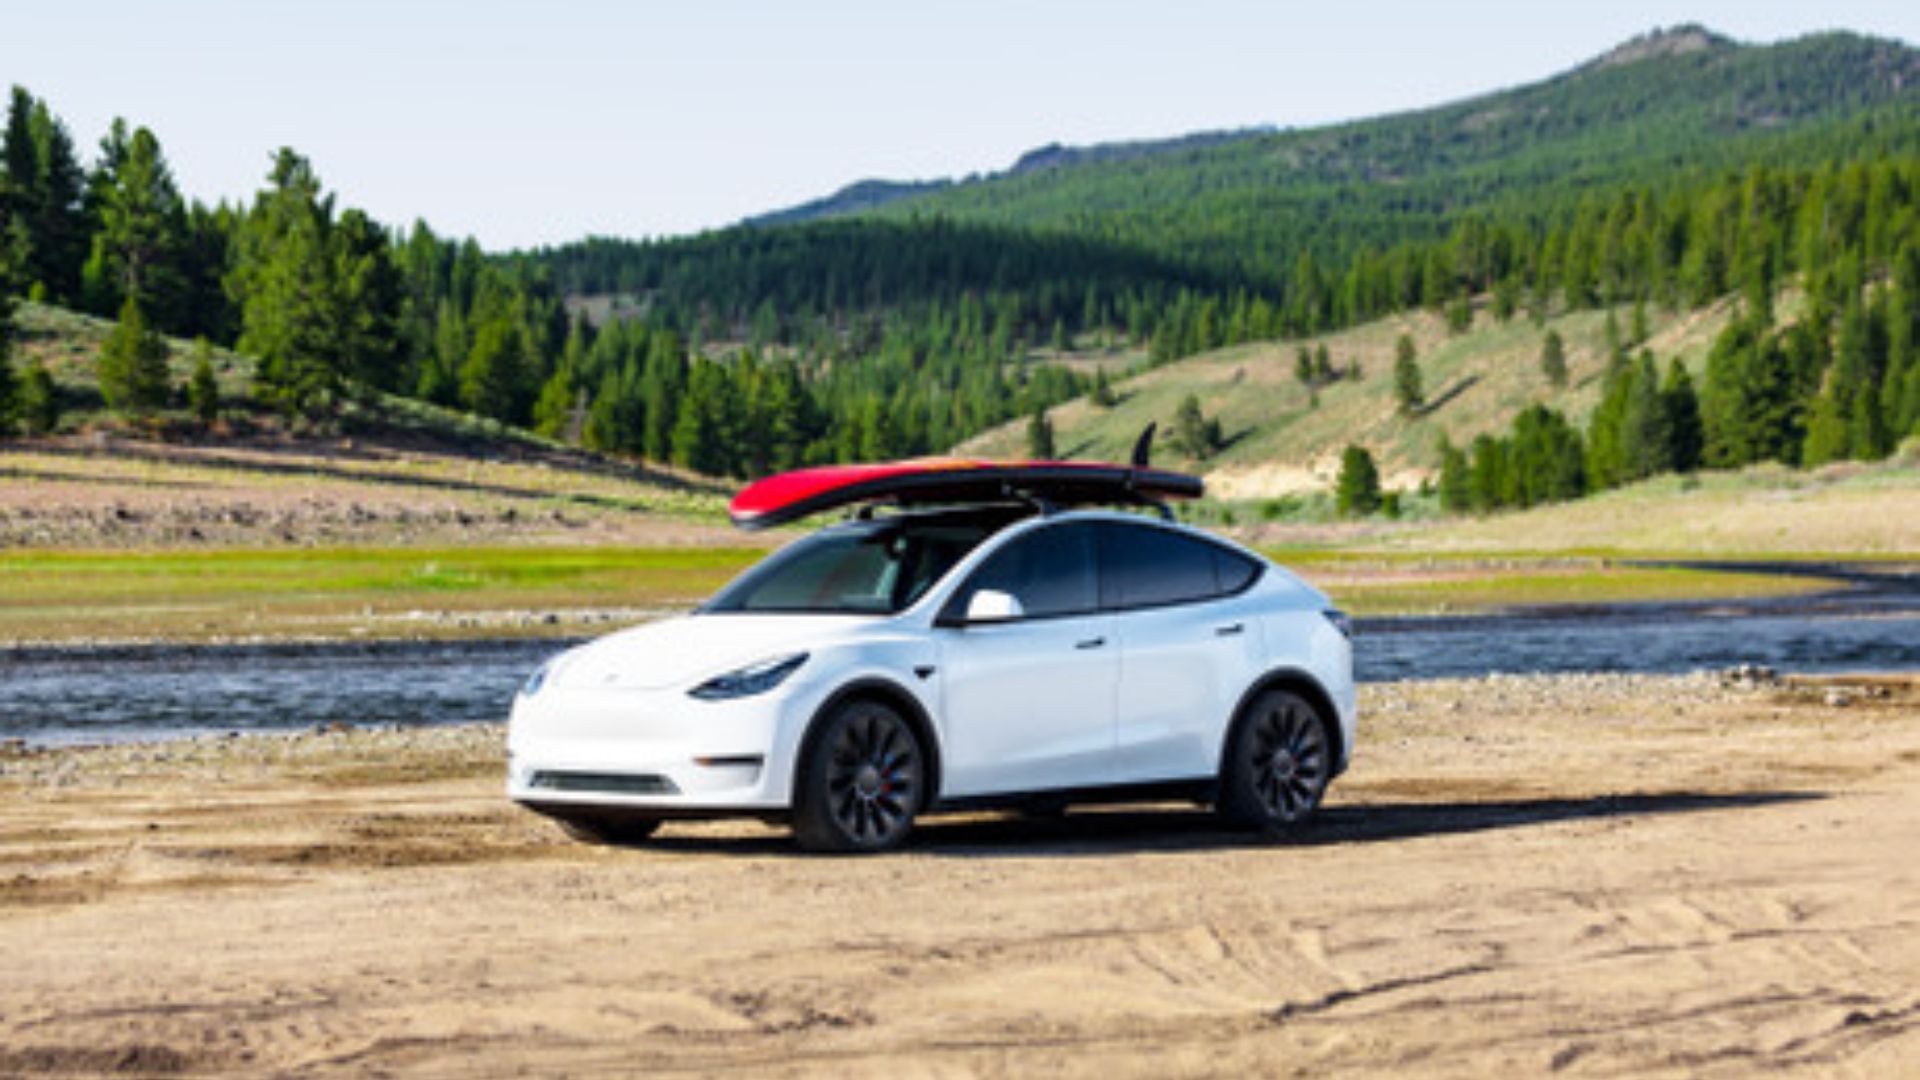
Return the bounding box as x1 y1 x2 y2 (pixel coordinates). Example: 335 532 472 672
793 699 924 853
1218 689 1331 834
556 815 662 846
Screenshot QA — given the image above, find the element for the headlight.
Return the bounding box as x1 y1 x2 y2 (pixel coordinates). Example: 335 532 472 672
689 653 808 701
1322 609 1353 640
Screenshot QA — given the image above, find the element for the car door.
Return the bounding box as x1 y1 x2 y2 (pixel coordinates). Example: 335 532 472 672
1100 521 1266 783
934 522 1117 797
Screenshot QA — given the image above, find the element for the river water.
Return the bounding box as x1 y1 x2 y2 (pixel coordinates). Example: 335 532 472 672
3 593 1917 748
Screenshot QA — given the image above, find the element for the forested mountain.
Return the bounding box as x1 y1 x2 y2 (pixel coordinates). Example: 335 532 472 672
741 179 953 228
857 27 1920 272
742 127 1272 228
2 25 1919 508
531 28 1919 347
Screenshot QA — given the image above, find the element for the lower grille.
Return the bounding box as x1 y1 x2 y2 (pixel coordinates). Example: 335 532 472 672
528 770 680 796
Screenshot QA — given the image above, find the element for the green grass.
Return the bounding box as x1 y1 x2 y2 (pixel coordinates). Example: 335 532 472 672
1295 561 1839 616
0 547 765 643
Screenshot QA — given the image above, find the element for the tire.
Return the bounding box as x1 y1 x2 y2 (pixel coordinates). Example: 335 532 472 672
1217 689 1332 834
556 815 662 846
792 698 925 853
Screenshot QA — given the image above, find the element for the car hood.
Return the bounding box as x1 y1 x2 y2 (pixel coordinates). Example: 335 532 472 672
552 613 872 692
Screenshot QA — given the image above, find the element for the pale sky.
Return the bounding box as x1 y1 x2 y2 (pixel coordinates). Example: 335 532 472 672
3 2 1916 250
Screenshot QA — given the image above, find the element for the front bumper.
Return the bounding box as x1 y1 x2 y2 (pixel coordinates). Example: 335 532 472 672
505 681 809 812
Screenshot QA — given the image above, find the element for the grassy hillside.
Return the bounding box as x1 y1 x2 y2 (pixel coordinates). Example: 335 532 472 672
2 300 730 545
960 299 1751 494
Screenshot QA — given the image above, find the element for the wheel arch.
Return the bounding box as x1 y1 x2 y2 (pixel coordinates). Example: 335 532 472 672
798 677 945 806
1219 668 1346 782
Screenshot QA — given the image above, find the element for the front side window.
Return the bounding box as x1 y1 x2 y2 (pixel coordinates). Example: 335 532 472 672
704 520 995 615
946 522 1097 621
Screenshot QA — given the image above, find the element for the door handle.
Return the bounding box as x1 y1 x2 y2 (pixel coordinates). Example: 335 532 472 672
1214 623 1245 637
1075 636 1107 650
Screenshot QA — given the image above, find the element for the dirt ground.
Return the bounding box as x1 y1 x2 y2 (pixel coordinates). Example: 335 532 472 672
1 672 1916 1077
0 437 735 549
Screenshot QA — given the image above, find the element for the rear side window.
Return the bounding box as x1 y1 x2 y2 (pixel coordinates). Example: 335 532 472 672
949 523 1097 620
1099 522 1261 611
1214 546 1261 594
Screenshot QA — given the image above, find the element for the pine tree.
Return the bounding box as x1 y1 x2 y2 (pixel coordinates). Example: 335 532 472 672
459 318 525 422
418 300 464 406
97 295 170 414
1089 367 1117 407
1446 296 1472 333
858 395 898 463
532 364 579 441
672 361 740 475
1393 333 1423 415
0 267 16 433
1294 346 1313 387
1467 434 1507 512
18 359 56 435
762 361 809 471
641 331 686 463
1026 406 1055 459
0 328 14 436
1620 352 1673 481
1585 355 1635 489
186 338 218 424
1508 405 1586 506
1 88 86 301
1173 393 1221 459
229 150 341 416
1662 360 1704 471
1702 316 1800 467
1540 329 1568 388
1334 445 1381 517
331 209 404 392
79 124 185 323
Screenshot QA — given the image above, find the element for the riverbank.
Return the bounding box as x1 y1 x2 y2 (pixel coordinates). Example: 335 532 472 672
2 671 1915 1076
0 545 1864 648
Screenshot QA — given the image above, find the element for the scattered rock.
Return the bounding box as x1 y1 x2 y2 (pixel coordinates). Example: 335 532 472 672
1718 663 1778 688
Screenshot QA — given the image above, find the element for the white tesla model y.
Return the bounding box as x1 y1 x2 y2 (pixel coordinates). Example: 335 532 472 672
508 451 1355 852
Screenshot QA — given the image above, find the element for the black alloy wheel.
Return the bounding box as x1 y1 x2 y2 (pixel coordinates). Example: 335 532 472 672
1219 689 1331 833
794 699 924 853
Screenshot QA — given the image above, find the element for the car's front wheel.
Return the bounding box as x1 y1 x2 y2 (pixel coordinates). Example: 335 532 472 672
555 815 662 846
1218 688 1332 834
792 698 925 853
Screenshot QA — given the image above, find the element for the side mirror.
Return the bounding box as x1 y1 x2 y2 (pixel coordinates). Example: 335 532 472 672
964 589 1024 623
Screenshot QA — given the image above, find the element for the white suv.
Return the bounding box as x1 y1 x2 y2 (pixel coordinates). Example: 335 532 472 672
508 506 1355 852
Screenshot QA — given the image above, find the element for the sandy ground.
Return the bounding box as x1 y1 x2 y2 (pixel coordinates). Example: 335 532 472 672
1 673 1917 1077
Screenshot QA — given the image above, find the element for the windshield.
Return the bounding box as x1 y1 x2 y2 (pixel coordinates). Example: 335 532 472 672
702 518 1000 615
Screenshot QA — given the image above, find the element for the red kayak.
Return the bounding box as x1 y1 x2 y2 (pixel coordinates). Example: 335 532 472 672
728 428 1202 530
